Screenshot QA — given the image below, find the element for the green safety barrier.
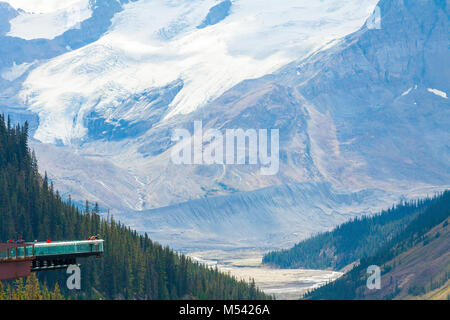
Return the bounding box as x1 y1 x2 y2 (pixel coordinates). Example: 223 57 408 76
0 245 34 260
1 241 103 260
34 241 104 257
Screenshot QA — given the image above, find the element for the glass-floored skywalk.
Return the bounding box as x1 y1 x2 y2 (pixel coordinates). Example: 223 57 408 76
0 240 104 280
0 240 104 260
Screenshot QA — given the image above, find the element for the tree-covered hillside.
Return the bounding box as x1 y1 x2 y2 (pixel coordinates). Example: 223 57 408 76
0 115 269 300
305 191 450 300
0 274 64 300
263 195 445 270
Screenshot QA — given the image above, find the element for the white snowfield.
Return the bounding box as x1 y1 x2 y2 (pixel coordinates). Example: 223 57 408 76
18 0 379 145
1 61 36 82
428 88 448 99
6 0 92 40
5 0 87 13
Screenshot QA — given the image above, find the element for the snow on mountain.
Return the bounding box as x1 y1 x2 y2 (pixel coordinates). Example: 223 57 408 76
104 0 449 213
6 0 92 40
5 0 88 13
19 0 379 145
427 88 448 99
1 60 36 81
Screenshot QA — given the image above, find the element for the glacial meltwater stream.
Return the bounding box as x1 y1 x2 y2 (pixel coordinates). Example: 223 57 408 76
188 249 342 300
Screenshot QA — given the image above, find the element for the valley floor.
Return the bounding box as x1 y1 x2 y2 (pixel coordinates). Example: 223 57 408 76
187 249 342 300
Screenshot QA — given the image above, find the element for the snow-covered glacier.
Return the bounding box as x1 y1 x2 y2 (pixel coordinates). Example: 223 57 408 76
6 0 92 40
0 0 449 250
16 0 379 145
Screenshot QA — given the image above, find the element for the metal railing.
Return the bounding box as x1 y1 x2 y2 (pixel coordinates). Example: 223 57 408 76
0 243 35 262
33 240 104 257
1 240 104 261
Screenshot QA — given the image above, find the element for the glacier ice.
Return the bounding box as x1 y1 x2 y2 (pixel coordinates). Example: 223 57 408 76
6 0 92 40
427 88 448 99
19 0 379 144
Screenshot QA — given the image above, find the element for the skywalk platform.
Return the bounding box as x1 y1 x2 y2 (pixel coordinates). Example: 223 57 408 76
0 240 104 281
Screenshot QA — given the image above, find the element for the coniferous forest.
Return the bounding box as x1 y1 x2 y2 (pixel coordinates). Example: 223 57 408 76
304 190 450 300
263 193 449 271
0 274 64 300
0 115 269 300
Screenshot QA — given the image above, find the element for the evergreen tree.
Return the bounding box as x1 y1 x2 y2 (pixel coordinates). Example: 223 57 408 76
0 115 269 300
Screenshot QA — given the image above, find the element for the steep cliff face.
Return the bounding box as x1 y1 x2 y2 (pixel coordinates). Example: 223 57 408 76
287 0 450 185
0 0 128 126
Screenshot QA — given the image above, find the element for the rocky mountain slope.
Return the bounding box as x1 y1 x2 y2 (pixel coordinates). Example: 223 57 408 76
304 190 449 300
